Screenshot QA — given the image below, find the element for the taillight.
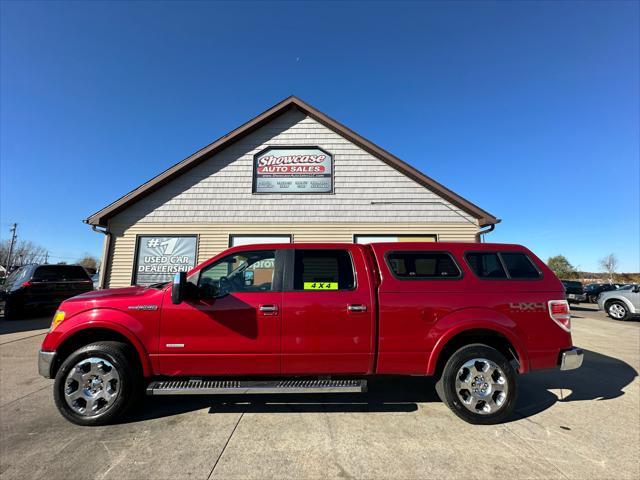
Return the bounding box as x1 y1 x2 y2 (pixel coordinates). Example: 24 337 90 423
548 300 571 332
21 281 32 288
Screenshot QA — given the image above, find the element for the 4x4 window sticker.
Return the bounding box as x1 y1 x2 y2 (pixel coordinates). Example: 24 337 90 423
291 249 357 291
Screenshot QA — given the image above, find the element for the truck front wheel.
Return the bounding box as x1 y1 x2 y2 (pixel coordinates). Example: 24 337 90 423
53 341 141 426
436 344 517 424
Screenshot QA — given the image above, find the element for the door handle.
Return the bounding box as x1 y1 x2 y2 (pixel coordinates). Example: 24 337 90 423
259 304 279 313
347 304 367 312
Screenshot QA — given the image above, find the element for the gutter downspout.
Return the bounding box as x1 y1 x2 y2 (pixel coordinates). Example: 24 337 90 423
87 222 111 289
476 223 496 243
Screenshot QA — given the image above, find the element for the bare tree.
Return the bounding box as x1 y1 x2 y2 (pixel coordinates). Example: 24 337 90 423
599 254 618 283
77 254 99 272
0 239 48 269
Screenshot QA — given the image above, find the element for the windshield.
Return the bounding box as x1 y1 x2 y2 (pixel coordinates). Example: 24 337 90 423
3 267 30 290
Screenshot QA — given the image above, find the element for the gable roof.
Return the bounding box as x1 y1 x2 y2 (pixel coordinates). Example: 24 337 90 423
86 96 499 227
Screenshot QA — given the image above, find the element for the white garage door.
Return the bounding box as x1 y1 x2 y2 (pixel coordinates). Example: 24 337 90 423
230 235 292 247
354 235 436 244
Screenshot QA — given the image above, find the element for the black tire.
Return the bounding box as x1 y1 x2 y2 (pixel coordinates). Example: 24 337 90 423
53 341 142 426
435 344 517 425
2 301 22 320
606 301 629 321
588 295 597 304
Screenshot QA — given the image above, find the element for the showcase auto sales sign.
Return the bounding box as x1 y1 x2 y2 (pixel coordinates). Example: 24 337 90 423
254 147 332 193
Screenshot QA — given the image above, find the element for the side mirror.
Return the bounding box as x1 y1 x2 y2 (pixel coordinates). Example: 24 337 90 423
244 270 254 286
171 272 187 304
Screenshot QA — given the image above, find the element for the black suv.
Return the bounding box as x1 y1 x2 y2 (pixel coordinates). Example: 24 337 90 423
0 264 93 319
584 283 617 303
561 280 586 304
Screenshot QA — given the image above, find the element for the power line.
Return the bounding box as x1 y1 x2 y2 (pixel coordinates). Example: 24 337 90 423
4 223 17 268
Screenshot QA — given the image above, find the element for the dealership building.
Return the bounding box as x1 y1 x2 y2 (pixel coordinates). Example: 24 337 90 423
86 96 499 288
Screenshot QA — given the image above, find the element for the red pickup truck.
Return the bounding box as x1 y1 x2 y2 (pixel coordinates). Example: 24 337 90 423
39 242 583 426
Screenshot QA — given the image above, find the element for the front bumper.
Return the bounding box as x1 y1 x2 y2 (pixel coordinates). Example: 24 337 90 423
38 350 56 378
560 347 583 371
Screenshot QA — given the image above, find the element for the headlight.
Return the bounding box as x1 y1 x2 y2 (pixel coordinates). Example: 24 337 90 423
51 310 65 331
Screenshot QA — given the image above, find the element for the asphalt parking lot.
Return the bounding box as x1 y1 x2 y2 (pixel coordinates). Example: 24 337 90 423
0 304 638 480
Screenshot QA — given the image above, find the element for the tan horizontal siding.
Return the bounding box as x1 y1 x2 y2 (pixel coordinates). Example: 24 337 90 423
105 222 479 288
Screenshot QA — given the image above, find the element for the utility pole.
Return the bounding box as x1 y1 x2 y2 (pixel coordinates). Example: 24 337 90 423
5 223 17 270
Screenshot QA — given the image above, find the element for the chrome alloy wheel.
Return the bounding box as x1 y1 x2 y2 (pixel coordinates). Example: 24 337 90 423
455 358 509 415
608 303 626 319
64 357 120 417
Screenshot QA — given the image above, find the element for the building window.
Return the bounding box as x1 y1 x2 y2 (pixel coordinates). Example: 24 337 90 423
133 235 198 286
229 235 292 247
293 249 355 291
354 234 437 244
386 252 461 279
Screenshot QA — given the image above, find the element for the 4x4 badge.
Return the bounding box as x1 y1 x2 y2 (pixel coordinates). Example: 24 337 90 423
509 302 545 311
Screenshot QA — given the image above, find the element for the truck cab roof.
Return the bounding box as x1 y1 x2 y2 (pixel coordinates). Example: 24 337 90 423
223 241 529 251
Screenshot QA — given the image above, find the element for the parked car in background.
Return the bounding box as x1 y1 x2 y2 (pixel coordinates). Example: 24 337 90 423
584 283 617 303
561 280 586 304
597 285 640 321
0 264 93 319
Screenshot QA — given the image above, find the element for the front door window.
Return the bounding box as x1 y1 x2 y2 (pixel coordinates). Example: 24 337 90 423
197 250 276 297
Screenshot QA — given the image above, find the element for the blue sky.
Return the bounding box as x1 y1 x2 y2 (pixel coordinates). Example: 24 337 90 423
1 1 638 271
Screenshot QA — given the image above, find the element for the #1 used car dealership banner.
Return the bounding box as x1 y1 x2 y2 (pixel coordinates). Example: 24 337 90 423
254 147 333 193
134 235 197 286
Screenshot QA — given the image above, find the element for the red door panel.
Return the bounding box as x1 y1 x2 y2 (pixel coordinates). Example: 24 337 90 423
281 248 375 375
158 291 281 376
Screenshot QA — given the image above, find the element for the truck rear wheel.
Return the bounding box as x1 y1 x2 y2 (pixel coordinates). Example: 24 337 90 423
436 344 517 424
53 341 141 426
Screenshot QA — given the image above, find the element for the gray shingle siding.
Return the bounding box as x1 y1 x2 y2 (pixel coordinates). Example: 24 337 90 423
111 109 477 225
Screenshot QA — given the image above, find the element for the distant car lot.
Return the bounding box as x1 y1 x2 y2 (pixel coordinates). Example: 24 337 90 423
0 304 638 480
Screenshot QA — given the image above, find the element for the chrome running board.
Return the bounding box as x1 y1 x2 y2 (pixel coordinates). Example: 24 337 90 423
146 378 367 396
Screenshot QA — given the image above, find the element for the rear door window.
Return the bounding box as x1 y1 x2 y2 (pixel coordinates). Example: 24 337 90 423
465 253 508 279
293 250 355 290
32 266 90 282
500 253 541 279
386 252 461 279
